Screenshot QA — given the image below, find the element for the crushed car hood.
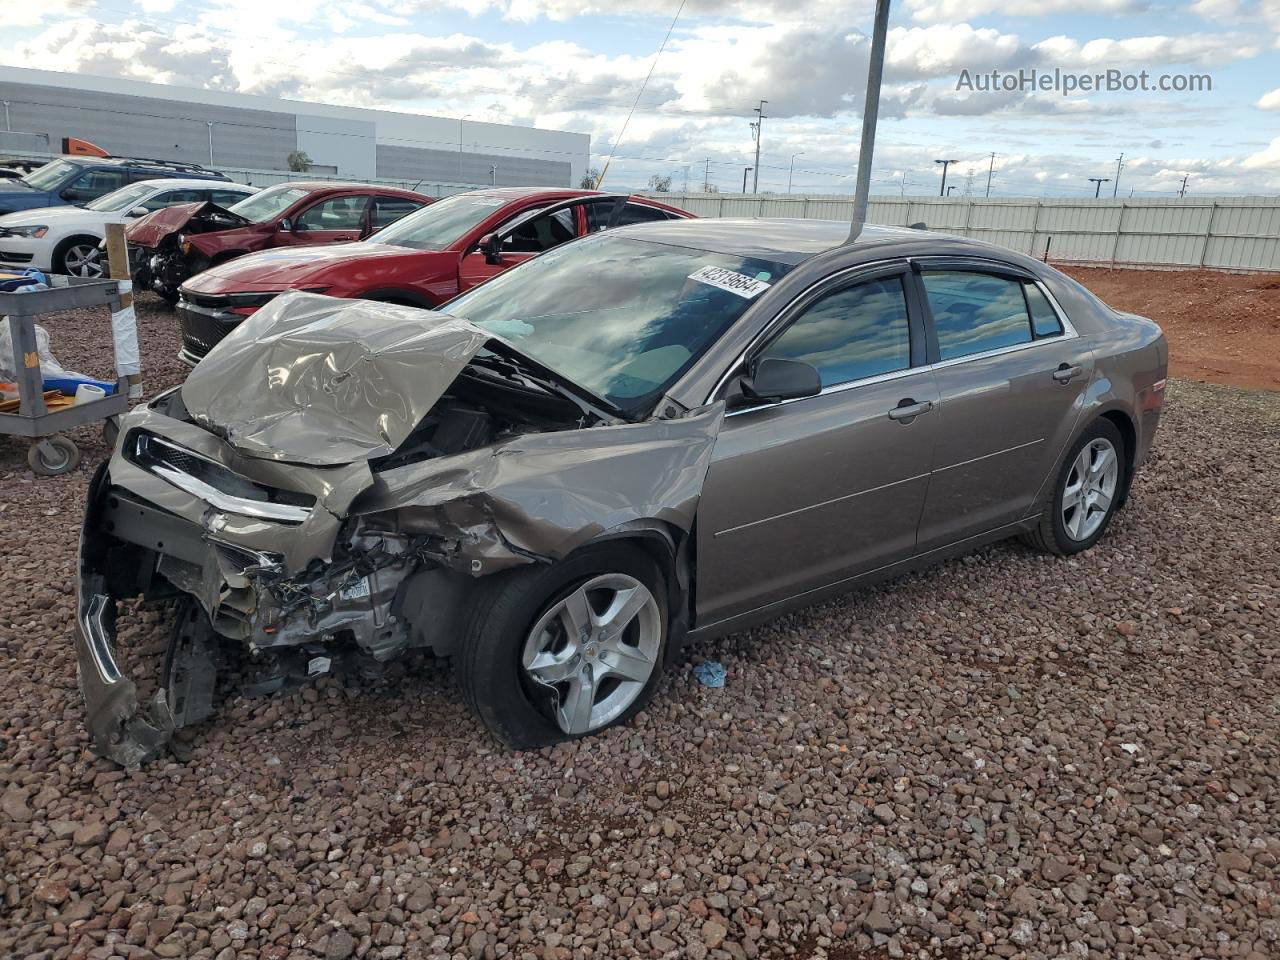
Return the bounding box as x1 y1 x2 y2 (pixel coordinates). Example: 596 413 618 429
182 292 498 466
125 200 251 247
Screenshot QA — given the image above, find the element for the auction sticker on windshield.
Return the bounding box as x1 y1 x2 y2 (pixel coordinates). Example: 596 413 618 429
688 265 771 299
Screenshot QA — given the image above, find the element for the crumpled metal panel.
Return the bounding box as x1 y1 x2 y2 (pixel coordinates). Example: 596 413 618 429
355 405 725 573
182 292 492 466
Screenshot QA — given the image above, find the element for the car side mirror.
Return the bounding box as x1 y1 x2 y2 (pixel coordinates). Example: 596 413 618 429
739 357 822 404
126 206 149 218
481 232 503 265
279 218 294 232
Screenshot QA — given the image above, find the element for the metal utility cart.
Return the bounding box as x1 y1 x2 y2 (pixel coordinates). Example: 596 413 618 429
1 276 130 475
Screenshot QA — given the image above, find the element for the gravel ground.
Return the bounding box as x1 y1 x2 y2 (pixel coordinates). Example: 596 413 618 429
1 296 1278 960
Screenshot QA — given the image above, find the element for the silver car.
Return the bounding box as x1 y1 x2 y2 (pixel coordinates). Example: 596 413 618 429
74 219 1167 764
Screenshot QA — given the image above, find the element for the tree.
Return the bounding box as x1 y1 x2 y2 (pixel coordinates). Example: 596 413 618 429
702 182 720 193
286 150 312 173
580 167 601 189
647 174 673 192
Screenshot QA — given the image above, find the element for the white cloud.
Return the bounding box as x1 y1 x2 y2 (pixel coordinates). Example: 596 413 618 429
1241 136 1280 168
1258 88 1280 108
7 0 95 28
1032 31 1262 67
907 0 1146 23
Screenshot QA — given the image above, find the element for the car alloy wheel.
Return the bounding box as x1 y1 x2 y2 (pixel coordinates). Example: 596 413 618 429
1061 436 1119 541
520 573 661 735
63 243 104 278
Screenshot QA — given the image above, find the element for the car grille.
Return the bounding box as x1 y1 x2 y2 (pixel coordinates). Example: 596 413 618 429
127 432 316 524
177 299 240 362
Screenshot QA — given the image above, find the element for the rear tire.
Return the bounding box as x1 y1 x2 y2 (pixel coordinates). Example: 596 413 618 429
458 543 668 749
1023 418 1126 556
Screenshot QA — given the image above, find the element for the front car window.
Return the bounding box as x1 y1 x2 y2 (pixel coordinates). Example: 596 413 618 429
922 271 1034 361
85 182 156 212
502 207 575 252
294 195 369 231
21 159 80 190
226 185 312 223
445 233 791 415
763 277 911 388
369 193 516 251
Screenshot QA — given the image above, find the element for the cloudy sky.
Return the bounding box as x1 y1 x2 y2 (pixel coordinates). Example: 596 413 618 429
6 0 1280 196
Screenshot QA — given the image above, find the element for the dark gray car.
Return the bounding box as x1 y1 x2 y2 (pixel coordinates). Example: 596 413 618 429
73 219 1167 764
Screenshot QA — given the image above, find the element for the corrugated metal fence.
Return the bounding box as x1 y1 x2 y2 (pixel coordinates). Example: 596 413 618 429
643 193 1280 273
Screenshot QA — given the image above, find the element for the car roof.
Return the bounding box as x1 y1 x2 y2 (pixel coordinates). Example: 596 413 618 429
134 178 255 191
608 217 999 266
260 181 433 198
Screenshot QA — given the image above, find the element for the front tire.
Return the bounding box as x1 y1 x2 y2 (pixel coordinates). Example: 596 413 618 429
1024 418 1125 556
458 543 669 749
54 237 105 278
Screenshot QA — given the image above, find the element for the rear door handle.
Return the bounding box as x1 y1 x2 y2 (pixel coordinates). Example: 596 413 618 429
887 399 934 421
1053 364 1083 383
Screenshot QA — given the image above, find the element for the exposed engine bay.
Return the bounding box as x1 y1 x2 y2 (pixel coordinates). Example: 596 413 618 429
131 202 252 300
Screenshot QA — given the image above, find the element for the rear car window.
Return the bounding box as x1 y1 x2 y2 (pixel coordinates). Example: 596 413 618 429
922 271 1033 361
1024 282 1065 338
371 196 423 229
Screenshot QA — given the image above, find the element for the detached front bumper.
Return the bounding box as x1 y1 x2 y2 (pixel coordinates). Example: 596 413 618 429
74 463 176 767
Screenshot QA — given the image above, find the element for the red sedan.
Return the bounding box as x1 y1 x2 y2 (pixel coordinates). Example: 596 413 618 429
175 188 692 365
124 181 433 303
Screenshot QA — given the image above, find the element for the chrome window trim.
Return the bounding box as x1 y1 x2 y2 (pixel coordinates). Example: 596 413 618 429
712 257 1082 416
137 435 312 524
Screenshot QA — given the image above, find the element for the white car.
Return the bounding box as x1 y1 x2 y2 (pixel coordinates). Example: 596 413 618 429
0 179 256 278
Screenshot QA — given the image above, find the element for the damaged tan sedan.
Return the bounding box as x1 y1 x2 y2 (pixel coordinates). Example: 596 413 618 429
75 219 1167 765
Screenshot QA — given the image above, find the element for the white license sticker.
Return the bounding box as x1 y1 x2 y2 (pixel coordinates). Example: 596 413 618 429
688 265 771 299
339 577 371 601
307 656 331 677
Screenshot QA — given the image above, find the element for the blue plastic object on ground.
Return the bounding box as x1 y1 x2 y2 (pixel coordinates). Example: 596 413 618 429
693 660 726 688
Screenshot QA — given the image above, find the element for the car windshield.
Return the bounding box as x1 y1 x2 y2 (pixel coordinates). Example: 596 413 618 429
445 233 792 416
21 159 81 190
226 185 311 222
86 182 157 212
369 193 514 251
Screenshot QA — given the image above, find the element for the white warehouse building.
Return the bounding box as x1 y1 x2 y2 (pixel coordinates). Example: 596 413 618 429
0 65 590 189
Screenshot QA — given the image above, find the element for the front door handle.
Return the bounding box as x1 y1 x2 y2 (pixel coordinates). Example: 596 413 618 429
887 399 934 422
1053 363 1084 383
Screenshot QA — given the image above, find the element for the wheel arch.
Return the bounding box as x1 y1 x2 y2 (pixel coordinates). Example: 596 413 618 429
52 233 104 269
1095 407 1138 508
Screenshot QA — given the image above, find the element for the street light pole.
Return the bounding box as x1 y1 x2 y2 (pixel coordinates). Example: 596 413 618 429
985 152 996 197
743 166 753 193
1113 152 1124 197
750 100 767 193
1088 177 1110 198
935 158 956 197
206 121 214 166
850 0 891 234
788 152 805 193
2 101 10 132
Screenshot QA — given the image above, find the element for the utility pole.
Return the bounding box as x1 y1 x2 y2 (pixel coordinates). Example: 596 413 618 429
1178 174 1189 198
743 166 753 193
900 172 907 196
703 158 711 192
750 100 767 193
947 185 957 196
787 153 804 193
1113 152 1124 197
985 152 996 197
935 158 956 197
458 114 471 183
490 164 497 186
2 101 10 132
850 0 891 233
1088 177 1110 197
682 164 689 192
206 121 214 166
